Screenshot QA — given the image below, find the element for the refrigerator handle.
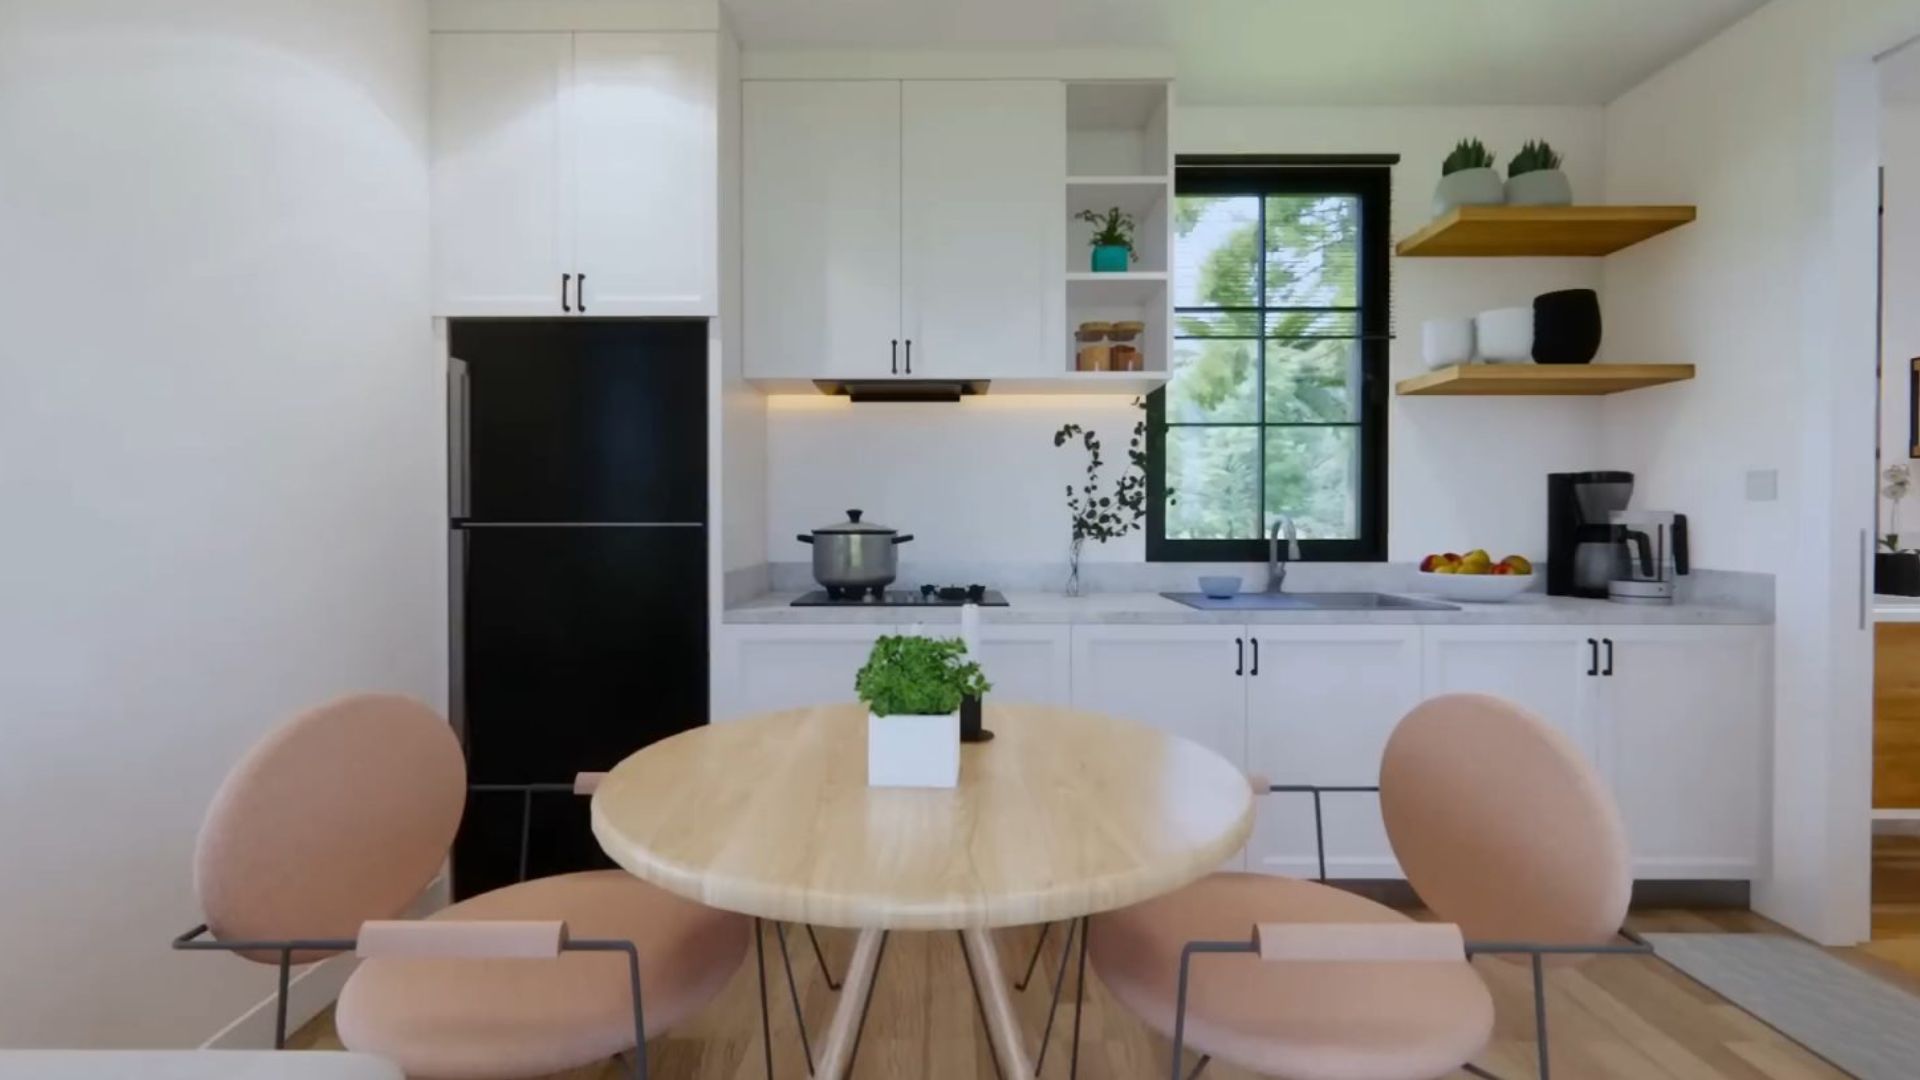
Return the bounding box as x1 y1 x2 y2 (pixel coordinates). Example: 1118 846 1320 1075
449 528 469 745
448 357 471 520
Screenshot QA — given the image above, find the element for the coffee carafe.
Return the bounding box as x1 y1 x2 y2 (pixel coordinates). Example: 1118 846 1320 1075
1607 511 1690 605
1547 472 1635 598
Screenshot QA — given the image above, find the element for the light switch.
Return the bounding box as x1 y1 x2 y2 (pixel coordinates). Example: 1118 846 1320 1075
1745 469 1779 502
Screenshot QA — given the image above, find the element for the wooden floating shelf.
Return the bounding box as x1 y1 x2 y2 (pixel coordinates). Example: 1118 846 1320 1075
1396 364 1696 397
1396 205 1697 257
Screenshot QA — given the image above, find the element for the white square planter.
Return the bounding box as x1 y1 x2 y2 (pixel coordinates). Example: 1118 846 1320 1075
867 711 960 788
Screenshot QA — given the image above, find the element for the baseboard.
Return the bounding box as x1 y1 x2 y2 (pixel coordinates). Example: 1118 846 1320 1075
201 872 450 1050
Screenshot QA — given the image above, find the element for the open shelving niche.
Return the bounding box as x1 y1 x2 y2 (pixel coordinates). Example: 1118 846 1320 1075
1061 81 1173 393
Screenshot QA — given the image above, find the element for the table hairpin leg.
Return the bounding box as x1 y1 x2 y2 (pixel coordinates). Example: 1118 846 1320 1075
807 929 890 1080
771 924 815 1072
957 917 1091 1080
1014 922 1053 992
805 924 844 991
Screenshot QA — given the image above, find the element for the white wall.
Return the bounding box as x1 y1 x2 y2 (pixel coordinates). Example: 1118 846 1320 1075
1884 45 1920 546
0 0 437 1047
1598 0 1920 943
764 105 1610 566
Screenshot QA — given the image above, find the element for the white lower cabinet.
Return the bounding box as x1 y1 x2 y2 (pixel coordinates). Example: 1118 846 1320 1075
1245 627 1424 880
1069 625 1248 769
972 625 1073 706
713 625 895 721
1601 627 1769 879
1422 626 1606 762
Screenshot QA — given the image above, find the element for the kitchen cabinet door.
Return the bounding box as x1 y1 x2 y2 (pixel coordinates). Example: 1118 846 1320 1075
975 626 1072 707
1069 625 1247 769
744 81 904 380
712 625 895 722
1244 628 1423 880
432 33 574 316
901 81 1065 378
1600 627 1768 879
1421 627 1605 764
570 33 718 316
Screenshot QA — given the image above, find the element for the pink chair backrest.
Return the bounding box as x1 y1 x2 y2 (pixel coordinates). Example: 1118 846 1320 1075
193 694 466 960
1379 693 1631 946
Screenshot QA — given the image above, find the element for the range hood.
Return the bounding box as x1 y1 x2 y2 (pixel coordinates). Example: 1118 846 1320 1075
813 379 989 403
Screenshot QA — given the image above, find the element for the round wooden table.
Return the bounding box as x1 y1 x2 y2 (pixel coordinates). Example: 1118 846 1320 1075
591 702 1253 1079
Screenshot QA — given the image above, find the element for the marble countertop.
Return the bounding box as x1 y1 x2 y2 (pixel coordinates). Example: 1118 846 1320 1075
723 590 1772 627
1876 595 1920 623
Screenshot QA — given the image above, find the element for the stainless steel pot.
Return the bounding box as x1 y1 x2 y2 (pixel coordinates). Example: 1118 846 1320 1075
797 510 914 590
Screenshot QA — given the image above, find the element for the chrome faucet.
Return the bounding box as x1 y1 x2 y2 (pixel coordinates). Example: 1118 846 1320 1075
1267 516 1302 593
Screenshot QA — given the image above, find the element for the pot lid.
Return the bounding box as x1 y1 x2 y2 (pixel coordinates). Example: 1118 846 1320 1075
809 509 897 535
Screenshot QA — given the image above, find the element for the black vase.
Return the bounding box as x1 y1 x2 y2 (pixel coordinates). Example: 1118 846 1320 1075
1533 289 1603 365
960 695 994 743
1877 552 1920 597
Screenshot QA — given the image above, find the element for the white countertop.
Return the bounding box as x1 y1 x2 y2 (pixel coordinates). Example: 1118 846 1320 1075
724 590 1771 626
1876 595 1920 623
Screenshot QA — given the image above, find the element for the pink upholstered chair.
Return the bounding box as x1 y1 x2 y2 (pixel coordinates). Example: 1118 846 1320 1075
175 694 752 1080
1085 692 1645 1080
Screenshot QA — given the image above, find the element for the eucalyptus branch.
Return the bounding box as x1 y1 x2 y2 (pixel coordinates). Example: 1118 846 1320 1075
1052 398 1169 544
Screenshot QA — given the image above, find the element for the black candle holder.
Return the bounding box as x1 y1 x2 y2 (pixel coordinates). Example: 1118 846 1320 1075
960 694 994 743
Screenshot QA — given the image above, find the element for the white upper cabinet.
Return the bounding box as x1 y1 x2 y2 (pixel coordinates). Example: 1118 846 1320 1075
432 33 573 316
570 33 717 316
901 81 1065 379
743 81 904 380
743 78 1070 384
431 31 718 317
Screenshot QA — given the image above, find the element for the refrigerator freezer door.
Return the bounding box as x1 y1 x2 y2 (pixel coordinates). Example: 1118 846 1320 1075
451 523 706 896
451 320 708 524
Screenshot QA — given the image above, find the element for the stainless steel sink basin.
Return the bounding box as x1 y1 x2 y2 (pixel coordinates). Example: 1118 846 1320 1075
1161 591 1460 612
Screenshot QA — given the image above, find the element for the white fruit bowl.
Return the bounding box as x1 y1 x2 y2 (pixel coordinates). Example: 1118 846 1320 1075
1416 570 1535 603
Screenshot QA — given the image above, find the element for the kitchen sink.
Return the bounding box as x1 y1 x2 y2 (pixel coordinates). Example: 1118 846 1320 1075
1161 591 1460 612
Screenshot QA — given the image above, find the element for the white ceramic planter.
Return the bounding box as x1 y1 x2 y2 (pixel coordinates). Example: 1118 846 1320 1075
1421 318 1476 370
1504 169 1573 206
1432 167 1504 217
867 711 960 788
1474 307 1535 363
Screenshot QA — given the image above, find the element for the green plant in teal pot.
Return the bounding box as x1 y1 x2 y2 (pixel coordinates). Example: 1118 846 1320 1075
1076 206 1137 272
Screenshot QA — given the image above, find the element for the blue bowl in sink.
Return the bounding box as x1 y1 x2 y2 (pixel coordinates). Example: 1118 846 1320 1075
1198 575 1243 599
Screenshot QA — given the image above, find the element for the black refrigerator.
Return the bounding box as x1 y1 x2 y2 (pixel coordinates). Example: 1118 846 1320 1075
448 319 708 898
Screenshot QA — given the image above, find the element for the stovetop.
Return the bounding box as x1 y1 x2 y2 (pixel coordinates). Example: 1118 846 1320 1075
790 584 1011 607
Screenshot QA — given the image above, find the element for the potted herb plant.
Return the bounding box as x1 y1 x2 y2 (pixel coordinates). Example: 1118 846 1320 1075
1879 465 1920 596
854 635 991 788
1075 206 1137 272
1433 138 1504 217
1505 139 1573 206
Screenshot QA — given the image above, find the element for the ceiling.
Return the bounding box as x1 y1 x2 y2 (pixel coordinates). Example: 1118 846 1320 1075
722 0 1770 106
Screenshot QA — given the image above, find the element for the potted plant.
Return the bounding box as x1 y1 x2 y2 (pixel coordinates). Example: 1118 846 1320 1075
1053 398 1165 596
1505 139 1573 206
854 635 991 788
1076 206 1137 272
1433 138 1504 217
1880 465 1920 596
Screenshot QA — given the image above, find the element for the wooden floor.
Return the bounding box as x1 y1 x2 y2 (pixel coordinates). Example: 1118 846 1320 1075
294 908 1873 1080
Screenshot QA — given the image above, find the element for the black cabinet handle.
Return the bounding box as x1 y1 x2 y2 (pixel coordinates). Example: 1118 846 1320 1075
904 339 913 374
891 339 899 375
1603 638 1615 677
561 273 572 313
576 274 586 314
1587 639 1599 677
1250 637 1260 676
1235 637 1245 677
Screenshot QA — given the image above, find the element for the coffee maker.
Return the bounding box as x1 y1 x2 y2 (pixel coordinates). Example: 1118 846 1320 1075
1546 471 1634 598
1607 511 1690 604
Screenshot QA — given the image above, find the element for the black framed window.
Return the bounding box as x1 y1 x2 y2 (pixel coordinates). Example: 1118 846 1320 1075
1147 160 1391 562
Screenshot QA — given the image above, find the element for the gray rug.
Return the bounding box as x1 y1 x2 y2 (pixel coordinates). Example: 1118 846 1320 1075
1645 933 1920 1080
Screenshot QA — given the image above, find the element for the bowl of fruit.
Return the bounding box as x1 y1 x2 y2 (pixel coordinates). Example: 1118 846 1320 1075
1416 550 1535 602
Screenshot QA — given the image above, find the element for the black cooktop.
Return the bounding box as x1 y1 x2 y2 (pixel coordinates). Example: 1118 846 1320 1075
791 584 1011 607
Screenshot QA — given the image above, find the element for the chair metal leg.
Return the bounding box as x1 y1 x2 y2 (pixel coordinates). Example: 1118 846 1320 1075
955 932 1007 1080
805 924 843 991
273 949 292 1050
773 924 814 1073
1068 916 1089 1080
1014 921 1052 992
1531 952 1551 1080
753 920 775 1080
1033 918 1080 1074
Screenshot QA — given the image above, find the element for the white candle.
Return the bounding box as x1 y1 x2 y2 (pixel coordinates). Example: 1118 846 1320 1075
960 603 981 657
